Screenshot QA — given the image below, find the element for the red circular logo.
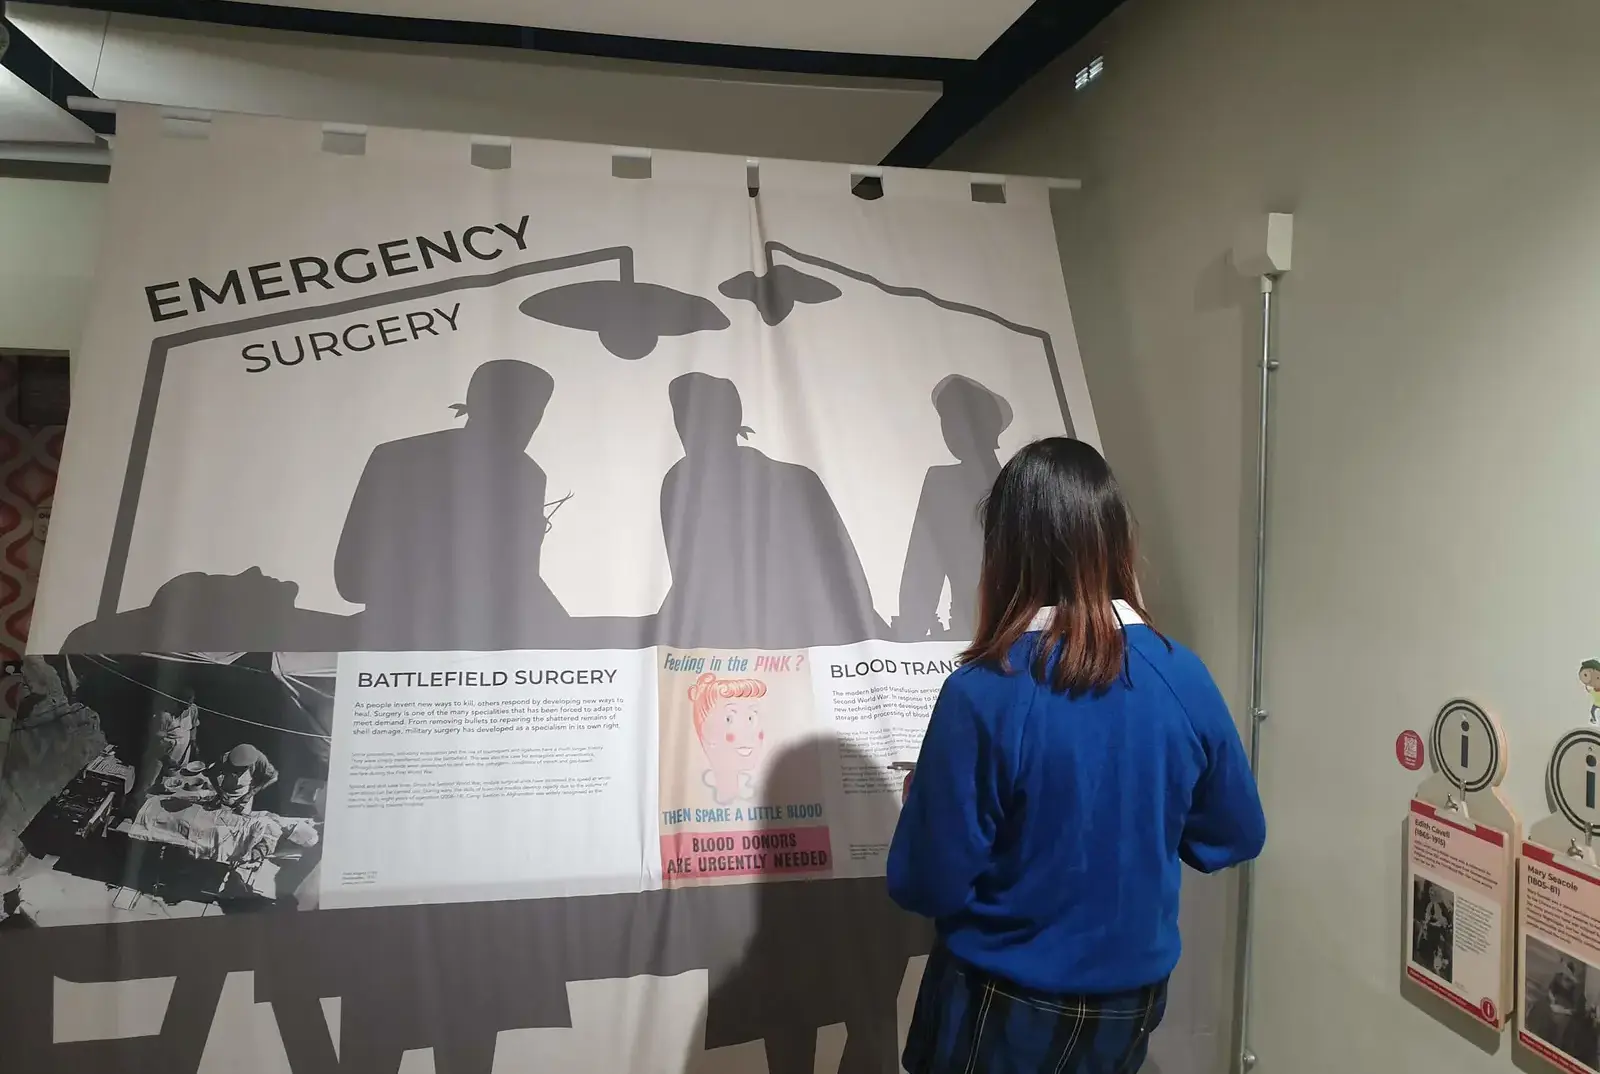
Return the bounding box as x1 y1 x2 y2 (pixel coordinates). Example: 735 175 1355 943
1481 998 1497 1023
1397 730 1425 772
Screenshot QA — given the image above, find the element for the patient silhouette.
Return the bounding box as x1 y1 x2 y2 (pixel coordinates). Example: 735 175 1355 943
61 567 352 653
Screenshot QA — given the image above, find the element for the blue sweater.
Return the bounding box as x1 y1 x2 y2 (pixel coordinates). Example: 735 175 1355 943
886 617 1266 995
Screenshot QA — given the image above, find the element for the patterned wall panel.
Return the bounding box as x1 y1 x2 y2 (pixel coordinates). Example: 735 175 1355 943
0 355 65 714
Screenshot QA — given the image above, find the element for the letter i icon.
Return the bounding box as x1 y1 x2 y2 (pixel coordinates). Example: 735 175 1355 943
1587 753 1596 811
1460 719 1470 772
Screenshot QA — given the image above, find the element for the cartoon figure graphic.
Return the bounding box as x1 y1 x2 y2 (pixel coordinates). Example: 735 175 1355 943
1581 660 1600 724
335 359 567 648
895 374 1013 641
657 373 886 648
689 672 768 805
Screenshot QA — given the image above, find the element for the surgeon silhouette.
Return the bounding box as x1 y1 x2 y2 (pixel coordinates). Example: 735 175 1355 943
335 359 566 649
894 374 1012 641
657 372 885 649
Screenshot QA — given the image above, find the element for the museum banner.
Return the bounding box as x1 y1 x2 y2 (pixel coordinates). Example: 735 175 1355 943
1 105 1110 1073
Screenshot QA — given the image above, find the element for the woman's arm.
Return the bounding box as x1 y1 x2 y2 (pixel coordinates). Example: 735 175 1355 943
1179 671 1266 873
886 674 1001 919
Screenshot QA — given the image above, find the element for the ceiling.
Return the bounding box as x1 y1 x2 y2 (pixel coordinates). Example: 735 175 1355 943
0 0 1124 176
0 66 95 144
221 0 1036 59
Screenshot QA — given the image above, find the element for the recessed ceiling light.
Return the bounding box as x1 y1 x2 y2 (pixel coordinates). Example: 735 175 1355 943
1074 56 1105 91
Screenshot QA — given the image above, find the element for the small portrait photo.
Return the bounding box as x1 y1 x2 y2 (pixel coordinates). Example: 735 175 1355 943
1410 876 1455 983
1525 935 1600 1070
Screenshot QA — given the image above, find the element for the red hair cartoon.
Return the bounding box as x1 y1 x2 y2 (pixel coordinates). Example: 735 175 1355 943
688 672 768 805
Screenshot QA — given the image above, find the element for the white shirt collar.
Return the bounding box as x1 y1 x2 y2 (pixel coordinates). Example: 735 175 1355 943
1026 599 1144 632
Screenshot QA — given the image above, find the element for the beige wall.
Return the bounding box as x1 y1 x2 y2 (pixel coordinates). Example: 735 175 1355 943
943 1 1600 1072
0 178 106 359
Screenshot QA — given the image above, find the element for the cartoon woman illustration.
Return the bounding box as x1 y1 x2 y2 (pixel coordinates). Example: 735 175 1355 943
689 672 769 805
1580 660 1600 724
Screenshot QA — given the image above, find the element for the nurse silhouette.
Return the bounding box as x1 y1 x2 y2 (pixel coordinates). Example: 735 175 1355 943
335 359 567 649
894 375 1013 641
656 372 886 649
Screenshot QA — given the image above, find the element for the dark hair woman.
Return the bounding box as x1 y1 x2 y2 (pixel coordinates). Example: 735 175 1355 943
887 437 1265 1074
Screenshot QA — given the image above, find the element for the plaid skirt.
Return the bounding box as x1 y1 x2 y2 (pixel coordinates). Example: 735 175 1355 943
902 943 1167 1074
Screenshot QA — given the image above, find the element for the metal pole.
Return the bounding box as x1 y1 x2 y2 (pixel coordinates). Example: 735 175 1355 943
1236 274 1278 1073
1249 277 1276 765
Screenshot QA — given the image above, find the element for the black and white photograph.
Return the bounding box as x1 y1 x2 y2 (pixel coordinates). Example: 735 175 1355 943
0 653 331 928
1524 934 1600 1070
1410 876 1456 983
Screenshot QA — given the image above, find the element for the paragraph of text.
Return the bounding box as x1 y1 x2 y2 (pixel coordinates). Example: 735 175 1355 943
350 697 625 737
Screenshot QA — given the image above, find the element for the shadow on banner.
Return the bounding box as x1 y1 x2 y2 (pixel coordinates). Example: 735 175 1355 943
685 734 930 1074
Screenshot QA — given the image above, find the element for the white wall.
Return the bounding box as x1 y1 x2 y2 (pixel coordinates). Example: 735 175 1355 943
942 1 1600 1073
0 178 106 356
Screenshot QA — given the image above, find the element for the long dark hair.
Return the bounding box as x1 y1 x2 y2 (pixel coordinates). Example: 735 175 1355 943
960 437 1157 695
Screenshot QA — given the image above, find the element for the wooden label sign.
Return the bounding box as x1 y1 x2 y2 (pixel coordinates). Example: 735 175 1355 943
1521 726 1600 1073
1405 698 1517 1031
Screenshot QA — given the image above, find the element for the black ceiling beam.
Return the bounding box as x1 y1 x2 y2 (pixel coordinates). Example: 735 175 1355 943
0 158 109 181
20 0 969 83
0 12 114 136
881 0 1125 167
